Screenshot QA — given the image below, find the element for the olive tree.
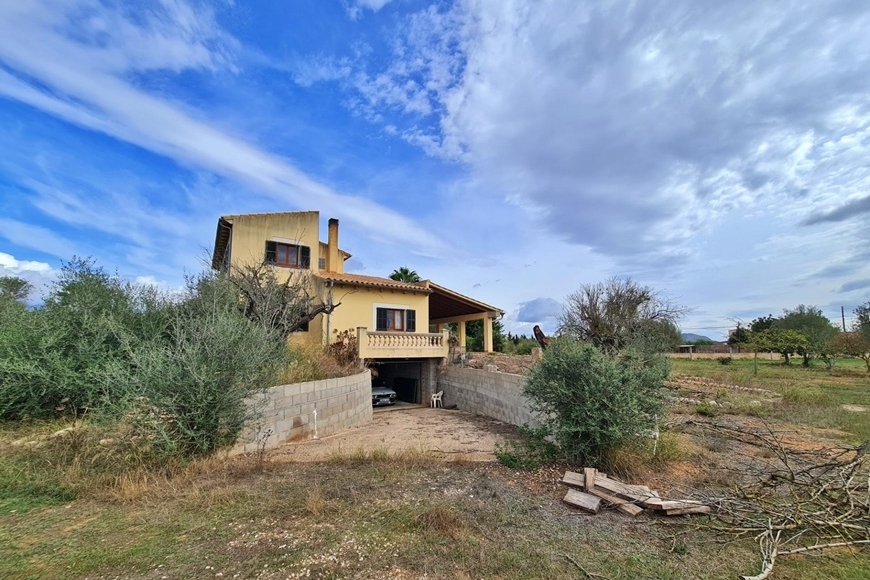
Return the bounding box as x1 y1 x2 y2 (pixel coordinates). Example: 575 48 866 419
524 278 681 467
776 305 840 366
0 276 32 302
559 277 685 355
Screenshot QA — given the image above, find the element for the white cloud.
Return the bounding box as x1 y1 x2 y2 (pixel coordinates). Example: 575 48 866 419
340 0 870 269
346 0 397 20
0 251 57 299
0 0 446 259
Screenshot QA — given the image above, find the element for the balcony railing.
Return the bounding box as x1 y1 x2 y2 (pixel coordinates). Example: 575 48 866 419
357 327 450 359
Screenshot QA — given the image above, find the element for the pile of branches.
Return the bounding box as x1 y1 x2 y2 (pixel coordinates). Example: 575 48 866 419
684 421 870 580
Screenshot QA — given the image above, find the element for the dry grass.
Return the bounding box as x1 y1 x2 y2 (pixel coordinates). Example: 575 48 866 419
414 506 469 539
279 339 362 384
325 444 438 467
305 485 327 516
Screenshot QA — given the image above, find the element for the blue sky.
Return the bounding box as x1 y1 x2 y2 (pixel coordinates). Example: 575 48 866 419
2 0 870 340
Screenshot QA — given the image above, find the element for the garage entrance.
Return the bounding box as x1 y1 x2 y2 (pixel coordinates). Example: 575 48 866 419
371 360 422 404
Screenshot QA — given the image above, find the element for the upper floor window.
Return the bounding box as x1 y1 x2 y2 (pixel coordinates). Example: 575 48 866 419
376 307 416 332
265 241 310 269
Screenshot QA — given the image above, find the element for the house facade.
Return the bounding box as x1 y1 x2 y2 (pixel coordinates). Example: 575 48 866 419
211 211 503 405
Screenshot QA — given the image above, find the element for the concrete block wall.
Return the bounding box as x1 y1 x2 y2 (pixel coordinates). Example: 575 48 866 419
232 369 373 454
438 367 541 428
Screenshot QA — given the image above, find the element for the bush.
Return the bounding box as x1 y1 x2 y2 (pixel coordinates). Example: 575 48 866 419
105 271 290 456
0 261 292 459
523 337 669 466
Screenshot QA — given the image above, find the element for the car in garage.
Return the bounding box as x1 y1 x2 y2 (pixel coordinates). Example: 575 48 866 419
372 385 397 406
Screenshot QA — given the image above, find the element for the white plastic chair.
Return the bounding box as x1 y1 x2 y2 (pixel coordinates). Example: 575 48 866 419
431 390 443 408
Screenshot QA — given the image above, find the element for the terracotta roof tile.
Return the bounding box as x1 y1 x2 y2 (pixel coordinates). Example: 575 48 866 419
314 272 431 293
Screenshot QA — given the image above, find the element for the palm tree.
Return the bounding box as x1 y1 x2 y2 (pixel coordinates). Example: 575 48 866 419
389 266 421 283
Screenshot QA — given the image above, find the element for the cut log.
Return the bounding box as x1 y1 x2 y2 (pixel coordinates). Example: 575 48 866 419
562 471 585 489
587 487 645 516
594 477 654 503
641 498 706 511
563 489 601 514
663 505 712 516
583 467 597 491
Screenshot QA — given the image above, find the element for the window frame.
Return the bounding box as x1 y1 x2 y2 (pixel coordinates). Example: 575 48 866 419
265 241 310 269
375 306 417 332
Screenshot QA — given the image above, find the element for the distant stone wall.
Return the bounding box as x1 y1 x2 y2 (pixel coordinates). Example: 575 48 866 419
438 367 540 428
667 352 782 360
232 370 372 455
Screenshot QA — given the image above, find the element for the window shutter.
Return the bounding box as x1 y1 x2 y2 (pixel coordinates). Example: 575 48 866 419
406 309 416 332
265 241 277 264
376 308 388 331
300 246 310 268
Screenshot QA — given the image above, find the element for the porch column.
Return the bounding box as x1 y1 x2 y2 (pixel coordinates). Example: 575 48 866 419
483 316 493 352
458 320 466 349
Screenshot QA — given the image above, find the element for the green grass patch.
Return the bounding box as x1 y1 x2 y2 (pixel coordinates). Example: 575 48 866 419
671 357 870 441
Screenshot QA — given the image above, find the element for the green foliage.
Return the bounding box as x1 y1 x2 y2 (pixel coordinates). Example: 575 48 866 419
464 318 507 352
502 336 538 355
0 276 32 302
728 324 750 346
776 304 840 366
0 259 292 458
495 424 562 469
742 327 810 367
750 314 777 333
694 401 721 417
559 277 684 355
523 337 669 466
106 272 290 456
388 266 421 283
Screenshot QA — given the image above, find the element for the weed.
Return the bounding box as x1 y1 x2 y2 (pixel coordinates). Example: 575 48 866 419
603 431 684 480
495 424 561 469
414 506 468 539
695 401 721 417
305 486 327 516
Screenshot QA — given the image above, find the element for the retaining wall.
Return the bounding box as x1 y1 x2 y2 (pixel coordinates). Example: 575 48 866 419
232 369 373 455
438 367 540 428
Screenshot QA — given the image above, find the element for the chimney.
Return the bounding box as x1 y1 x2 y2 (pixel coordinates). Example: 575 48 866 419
327 218 340 272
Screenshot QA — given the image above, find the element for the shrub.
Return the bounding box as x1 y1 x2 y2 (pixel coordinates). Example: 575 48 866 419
1 261 293 459
523 337 669 466
106 272 290 457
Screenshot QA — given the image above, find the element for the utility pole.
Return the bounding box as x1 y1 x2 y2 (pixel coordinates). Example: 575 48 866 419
842 306 847 332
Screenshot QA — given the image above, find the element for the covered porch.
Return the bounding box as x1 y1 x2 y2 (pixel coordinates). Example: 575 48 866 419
427 281 503 353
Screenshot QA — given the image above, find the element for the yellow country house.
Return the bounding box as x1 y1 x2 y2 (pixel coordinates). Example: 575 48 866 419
211 210 503 405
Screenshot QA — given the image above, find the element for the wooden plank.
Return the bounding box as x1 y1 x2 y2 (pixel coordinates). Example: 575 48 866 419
587 487 644 516
593 477 653 503
563 489 601 514
561 471 585 489
583 467 597 492
641 498 706 511
663 505 712 516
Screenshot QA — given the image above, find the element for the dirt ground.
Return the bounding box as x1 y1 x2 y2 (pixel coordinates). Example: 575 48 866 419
271 406 518 462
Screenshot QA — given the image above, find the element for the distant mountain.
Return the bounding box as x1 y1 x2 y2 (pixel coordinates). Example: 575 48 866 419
681 333 713 343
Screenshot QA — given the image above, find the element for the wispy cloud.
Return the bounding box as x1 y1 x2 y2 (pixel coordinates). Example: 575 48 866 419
332 0 870 264
803 194 870 225
0 0 445 257
346 0 397 20
839 278 870 293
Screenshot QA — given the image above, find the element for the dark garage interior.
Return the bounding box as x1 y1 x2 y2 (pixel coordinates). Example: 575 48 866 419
371 360 422 404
